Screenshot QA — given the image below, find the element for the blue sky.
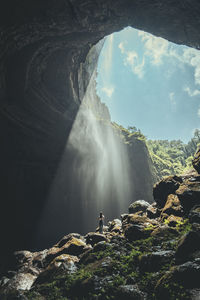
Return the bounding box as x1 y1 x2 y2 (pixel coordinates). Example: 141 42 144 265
96 27 200 143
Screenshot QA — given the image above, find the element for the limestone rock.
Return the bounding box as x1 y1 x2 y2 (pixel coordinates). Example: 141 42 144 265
35 254 79 285
124 224 150 242
85 233 108 246
117 284 146 300
44 237 90 266
176 181 200 214
128 200 150 214
139 250 174 273
108 219 122 233
189 205 200 224
162 194 183 217
155 261 200 299
55 233 85 248
146 203 160 219
151 224 179 238
175 231 200 264
166 215 184 227
153 176 182 207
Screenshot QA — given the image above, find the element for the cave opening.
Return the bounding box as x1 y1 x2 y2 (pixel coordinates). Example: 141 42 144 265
1 1 200 260
96 27 200 143
34 27 200 250
1 2 200 296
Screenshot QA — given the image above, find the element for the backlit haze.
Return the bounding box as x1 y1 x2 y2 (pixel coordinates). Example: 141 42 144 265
96 27 200 143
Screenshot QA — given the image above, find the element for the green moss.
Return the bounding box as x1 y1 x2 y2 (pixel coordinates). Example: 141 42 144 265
26 218 195 300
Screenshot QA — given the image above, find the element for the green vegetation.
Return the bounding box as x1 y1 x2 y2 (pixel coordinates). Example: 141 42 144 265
147 129 200 178
114 123 200 179
25 220 194 300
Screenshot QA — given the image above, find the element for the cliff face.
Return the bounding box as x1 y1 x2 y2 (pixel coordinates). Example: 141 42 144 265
1 0 200 257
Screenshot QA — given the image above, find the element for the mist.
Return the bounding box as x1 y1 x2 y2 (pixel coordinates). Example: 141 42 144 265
36 70 132 247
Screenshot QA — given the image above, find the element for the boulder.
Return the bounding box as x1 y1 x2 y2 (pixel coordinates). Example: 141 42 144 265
55 233 85 248
35 254 79 285
139 250 174 273
155 261 200 299
108 219 122 233
124 224 149 242
146 203 160 219
189 205 200 224
175 231 200 263
43 237 89 266
153 176 182 208
176 182 200 214
117 284 146 300
121 214 129 221
128 200 150 214
151 224 179 238
189 288 200 300
85 233 108 246
192 147 200 174
0 272 37 293
162 194 183 217
13 251 33 268
166 215 184 227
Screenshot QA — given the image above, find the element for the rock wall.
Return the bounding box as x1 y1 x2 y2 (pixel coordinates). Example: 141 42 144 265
1 0 200 258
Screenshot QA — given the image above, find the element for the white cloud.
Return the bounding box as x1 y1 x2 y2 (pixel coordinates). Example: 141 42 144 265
102 86 114 98
183 86 200 97
126 51 138 65
138 31 169 65
118 42 125 54
123 50 145 78
182 48 200 85
198 107 200 118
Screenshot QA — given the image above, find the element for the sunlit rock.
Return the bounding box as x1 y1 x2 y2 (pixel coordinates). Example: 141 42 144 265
162 194 183 217
153 176 182 207
147 203 161 219
55 233 85 248
166 215 184 227
128 200 150 214
108 219 122 233
1 272 37 293
44 237 89 266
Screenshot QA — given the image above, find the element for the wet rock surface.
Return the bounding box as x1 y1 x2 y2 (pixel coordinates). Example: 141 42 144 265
1 173 200 299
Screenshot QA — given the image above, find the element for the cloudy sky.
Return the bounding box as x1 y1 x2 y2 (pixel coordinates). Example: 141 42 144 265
96 27 200 143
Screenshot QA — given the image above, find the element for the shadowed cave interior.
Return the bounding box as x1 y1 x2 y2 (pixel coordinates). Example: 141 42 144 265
1 1 200 272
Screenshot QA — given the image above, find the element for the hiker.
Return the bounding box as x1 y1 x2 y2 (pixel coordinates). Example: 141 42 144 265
99 212 104 233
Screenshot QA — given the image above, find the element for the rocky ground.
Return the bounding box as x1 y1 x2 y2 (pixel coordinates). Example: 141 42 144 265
1 165 200 299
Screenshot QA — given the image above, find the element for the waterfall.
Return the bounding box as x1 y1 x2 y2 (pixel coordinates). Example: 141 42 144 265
64 70 131 231
36 70 132 246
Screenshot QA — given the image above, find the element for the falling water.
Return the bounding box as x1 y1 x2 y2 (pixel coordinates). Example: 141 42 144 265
64 70 131 231
36 70 132 246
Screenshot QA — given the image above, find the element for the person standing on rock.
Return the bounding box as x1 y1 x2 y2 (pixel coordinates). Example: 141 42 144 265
99 212 104 234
